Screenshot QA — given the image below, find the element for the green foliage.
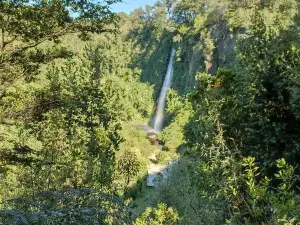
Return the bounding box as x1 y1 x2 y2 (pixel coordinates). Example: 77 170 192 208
118 150 141 186
160 89 193 151
117 124 157 160
181 3 300 224
155 151 171 164
234 10 300 169
0 0 120 95
224 157 300 224
134 203 180 225
225 0 297 30
0 56 125 199
0 189 132 225
0 2 156 222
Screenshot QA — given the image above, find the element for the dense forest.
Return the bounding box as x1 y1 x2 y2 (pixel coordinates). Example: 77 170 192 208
0 0 300 224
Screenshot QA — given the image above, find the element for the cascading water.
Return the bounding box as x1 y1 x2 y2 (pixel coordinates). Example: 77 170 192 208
152 48 176 133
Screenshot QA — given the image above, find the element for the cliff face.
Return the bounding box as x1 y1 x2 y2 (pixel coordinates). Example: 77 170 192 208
171 21 238 95
211 23 239 73
130 19 240 97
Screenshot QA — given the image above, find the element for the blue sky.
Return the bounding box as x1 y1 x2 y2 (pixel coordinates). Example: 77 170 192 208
110 0 158 14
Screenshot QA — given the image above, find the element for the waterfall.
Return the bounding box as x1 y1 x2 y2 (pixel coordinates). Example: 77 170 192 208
153 48 176 133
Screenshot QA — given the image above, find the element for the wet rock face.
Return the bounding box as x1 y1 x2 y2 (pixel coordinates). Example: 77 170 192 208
146 159 179 187
147 173 160 187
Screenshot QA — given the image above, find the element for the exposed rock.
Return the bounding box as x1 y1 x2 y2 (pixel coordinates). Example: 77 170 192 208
146 159 179 187
148 134 159 145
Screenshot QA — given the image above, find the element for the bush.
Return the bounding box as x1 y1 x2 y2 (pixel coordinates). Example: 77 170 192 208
156 151 171 164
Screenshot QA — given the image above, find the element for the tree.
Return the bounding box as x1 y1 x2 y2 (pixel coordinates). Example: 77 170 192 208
171 0 205 24
0 0 121 95
0 1 123 196
118 150 141 188
0 189 132 224
235 10 300 172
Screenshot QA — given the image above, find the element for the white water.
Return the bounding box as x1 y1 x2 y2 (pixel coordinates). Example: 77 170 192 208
153 48 176 133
